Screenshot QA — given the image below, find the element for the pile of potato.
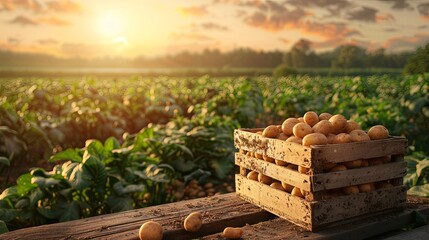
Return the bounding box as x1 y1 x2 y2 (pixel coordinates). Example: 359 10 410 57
245 111 394 198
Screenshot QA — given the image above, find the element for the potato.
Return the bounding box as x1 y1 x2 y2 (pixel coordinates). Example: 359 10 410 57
343 159 362 169
254 152 263 159
342 186 359 195
246 171 259 181
319 112 333 121
286 136 303 145
368 157 384 166
291 187 304 198
330 164 347 172
368 125 389 140
184 212 202 232
275 159 288 166
358 183 373 193
281 182 294 193
327 133 336 144
361 159 369 167
286 163 298 171
263 155 275 163
312 120 333 136
303 111 319 127
298 117 304 122
270 182 285 191
349 130 370 142
258 173 273 185
329 114 348 134
293 122 313 138
345 120 361 133
331 133 351 144
298 166 310 174
382 155 391 163
263 125 280 138
323 162 337 172
302 133 328 146
281 118 301 135
246 151 254 157
277 133 289 141
223 227 243 239
139 221 163 240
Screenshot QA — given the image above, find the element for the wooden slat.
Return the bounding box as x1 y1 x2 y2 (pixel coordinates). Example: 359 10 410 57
311 161 407 191
235 153 312 191
201 204 429 240
312 185 407 227
235 174 313 229
312 137 407 163
234 129 313 168
0 193 272 240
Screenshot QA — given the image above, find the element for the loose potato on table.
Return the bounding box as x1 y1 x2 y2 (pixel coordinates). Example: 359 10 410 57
139 221 163 240
184 212 202 232
223 227 243 239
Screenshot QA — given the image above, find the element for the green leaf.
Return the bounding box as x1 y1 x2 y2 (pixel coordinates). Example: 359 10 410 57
59 201 80 222
113 182 146 195
169 158 197 173
82 154 107 197
408 184 429 197
209 157 233 179
0 220 9 234
16 174 37 195
29 188 44 207
104 137 120 152
107 195 134 212
49 148 82 163
0 186 18 200
37 207 63 219
86 140 107 161
68 164 91 190
0 157 10 166
416 159 429 177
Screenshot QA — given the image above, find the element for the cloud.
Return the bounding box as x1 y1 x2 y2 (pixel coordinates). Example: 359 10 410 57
384 27 397 32
46 0 82 13
170 32 214 41
37 38 59 45
299 21 362 39
7 37 20 45
191 22 229 31
9 15 38 25
347 6 378 22
39 16 70 26
0 0 43 13
287 0 352 9
418 24 428 29
9 15 70 26
383 33 429 51
0 0 81 14
179 5 209 17
243 7 308 31
417 2 429 19
378 0 413 10
278 37 290 44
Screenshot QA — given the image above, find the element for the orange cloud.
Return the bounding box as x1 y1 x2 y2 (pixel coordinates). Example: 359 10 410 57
298 21 362 40
9 15 70 26
9 15 38 25
179 5 208 17
46 0 82 13
243 8 308 32
376 13 395 22
0 0 43 12
383 33 429 51
37 38 59 45
170 32 214 41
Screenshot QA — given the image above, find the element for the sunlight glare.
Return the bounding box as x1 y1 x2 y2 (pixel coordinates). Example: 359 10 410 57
99 14 123 36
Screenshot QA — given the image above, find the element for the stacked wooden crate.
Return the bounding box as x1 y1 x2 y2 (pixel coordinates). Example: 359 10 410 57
234 128 408 231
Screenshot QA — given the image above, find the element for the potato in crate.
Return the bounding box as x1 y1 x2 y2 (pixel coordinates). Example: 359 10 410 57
234 112 408 231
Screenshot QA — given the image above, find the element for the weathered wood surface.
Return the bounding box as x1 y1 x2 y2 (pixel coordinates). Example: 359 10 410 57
234 129 407 169
235 174 407 230
1 194 428 240
235 153 312 191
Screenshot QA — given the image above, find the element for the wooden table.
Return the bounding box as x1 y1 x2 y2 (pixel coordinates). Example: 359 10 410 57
1 193 429 240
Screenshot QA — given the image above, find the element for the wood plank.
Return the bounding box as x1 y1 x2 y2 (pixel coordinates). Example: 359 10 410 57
312 137 407 163
311 161 407 191
382 224 429 240
235 174 313 229
201 199 429 240
234 129 313 168
312 186 407 227
235 153 312 191
0 193 271 240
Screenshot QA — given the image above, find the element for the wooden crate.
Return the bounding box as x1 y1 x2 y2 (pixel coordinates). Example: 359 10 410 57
234 128 408 231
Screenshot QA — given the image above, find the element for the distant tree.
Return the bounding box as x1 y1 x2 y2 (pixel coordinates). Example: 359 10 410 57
283 39 320 68
332 45 366 69
404 42 429 74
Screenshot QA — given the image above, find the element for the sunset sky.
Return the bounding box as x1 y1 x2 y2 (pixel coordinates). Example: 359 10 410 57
1 0 429 59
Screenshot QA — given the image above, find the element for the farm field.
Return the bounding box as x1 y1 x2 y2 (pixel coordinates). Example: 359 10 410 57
0 74 428 231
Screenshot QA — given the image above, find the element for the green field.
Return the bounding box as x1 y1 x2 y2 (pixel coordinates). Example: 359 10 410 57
0 74 428 231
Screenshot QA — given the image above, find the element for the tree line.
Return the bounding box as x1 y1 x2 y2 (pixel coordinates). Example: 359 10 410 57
0 41 416 69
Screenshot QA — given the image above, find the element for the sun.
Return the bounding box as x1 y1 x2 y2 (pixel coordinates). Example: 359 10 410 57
98 14 123 36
